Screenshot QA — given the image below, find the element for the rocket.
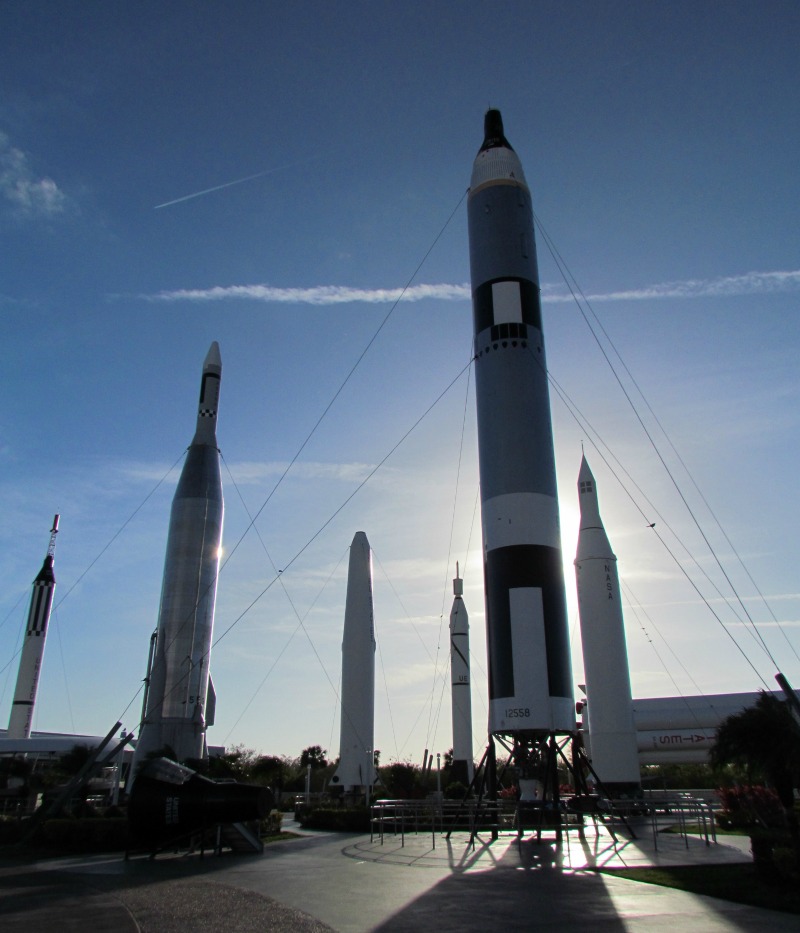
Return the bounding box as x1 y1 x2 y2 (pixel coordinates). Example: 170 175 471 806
7 515 59 739
449 564 474 784
133 342 223 769
468 110 574 736
575 456 641 794
329 531 376 795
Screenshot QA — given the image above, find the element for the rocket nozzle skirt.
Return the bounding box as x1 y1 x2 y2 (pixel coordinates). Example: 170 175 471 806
134 342 224 766
469 111 574 735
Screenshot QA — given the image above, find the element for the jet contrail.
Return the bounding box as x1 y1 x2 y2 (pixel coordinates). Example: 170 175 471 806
154 158 316 210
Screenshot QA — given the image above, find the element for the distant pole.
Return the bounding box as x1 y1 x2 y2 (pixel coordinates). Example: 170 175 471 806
776 672 800 726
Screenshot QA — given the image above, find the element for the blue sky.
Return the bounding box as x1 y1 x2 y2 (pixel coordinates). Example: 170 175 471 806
1 2 799 761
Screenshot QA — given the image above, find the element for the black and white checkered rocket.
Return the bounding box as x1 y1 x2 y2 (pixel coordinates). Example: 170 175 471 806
469 111 574 736
7 516 59 739
133 343 223 768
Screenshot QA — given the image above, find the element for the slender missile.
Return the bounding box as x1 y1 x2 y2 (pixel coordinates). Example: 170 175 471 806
329 531 376 796
469 110 574 735
7 516 59 739
449 564 474 784
133 342 224 769
575 456 641 794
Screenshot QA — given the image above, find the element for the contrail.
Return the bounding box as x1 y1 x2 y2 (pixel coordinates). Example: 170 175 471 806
154 158 315 210
143 270 800 305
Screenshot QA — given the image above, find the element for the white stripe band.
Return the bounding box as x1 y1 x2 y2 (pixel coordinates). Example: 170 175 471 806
482 493 561 551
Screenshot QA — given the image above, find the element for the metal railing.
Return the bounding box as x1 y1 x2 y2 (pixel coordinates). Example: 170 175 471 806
642 793 717 848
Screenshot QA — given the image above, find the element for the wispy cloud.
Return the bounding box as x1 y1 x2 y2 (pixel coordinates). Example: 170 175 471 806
227 460 380 484
144 270 800 307
146 283 471 304
545 270 800 303
0 132 67 217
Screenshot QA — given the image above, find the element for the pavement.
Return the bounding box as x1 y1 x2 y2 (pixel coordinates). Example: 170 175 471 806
0 819 797 932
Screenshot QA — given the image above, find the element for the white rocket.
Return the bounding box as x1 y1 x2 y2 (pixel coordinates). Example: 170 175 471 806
449 565 474 784
133 343 223 769
575 456 641 794
8 516 59 739
329 531 376 795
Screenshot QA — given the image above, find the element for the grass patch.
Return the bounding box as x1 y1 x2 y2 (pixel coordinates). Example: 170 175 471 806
261 831 302 844
601 864 800 915
660 823 746 836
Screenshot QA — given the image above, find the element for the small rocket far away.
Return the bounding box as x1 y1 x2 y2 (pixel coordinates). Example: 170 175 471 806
449 565 474 784
7 516 59 739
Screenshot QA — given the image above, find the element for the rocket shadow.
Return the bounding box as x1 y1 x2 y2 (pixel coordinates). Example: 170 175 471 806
371 838 632 933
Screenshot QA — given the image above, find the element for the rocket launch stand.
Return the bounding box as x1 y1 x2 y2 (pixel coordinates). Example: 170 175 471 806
455 732 634 848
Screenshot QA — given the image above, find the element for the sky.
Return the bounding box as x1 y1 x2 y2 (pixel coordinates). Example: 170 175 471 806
1 1 799 763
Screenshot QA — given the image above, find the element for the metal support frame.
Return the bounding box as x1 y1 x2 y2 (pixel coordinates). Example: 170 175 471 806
448 730 636 848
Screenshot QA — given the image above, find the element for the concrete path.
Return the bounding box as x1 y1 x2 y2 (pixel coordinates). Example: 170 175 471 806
0 822 796 932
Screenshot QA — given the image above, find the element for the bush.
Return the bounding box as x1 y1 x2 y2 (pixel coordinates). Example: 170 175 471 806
718 785 786 829
39 818 129 852
297 807 370 832
0 818 24 845
444 781 468 799
773 846 799 884
260 810 283 835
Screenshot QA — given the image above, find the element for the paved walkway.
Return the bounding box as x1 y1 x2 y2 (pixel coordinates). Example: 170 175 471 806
0 820 796 932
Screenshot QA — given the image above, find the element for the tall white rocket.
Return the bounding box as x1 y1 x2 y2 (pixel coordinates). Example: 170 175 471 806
8 516 59 739
449 565 474 784
329 531 376 794
133 343 223 769
575 456 641 794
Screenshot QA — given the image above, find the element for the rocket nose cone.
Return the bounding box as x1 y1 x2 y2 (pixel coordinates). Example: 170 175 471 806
480 109 513 153
578 455 595 487
351 530 370 550
204 341 222 373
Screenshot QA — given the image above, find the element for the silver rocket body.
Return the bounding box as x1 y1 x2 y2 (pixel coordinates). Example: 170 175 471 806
329 531 377 794
133 343 223 768
575 456 641 793
8 516 59 739
469 111 574 736
449 570 474 784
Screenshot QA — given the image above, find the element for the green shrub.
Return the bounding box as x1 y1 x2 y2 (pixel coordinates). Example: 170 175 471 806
444 781 468 799
773 846 799 884
718 785 785 829
260 810 283 834
39 818 128 852
297 807 370 832
0 818 24 845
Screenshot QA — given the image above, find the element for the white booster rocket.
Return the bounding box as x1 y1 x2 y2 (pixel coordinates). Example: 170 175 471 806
133 343 223 769
329 531 376 794
575 456 641 794
449 565 474 784
468 110 574 736
8 516 59 739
